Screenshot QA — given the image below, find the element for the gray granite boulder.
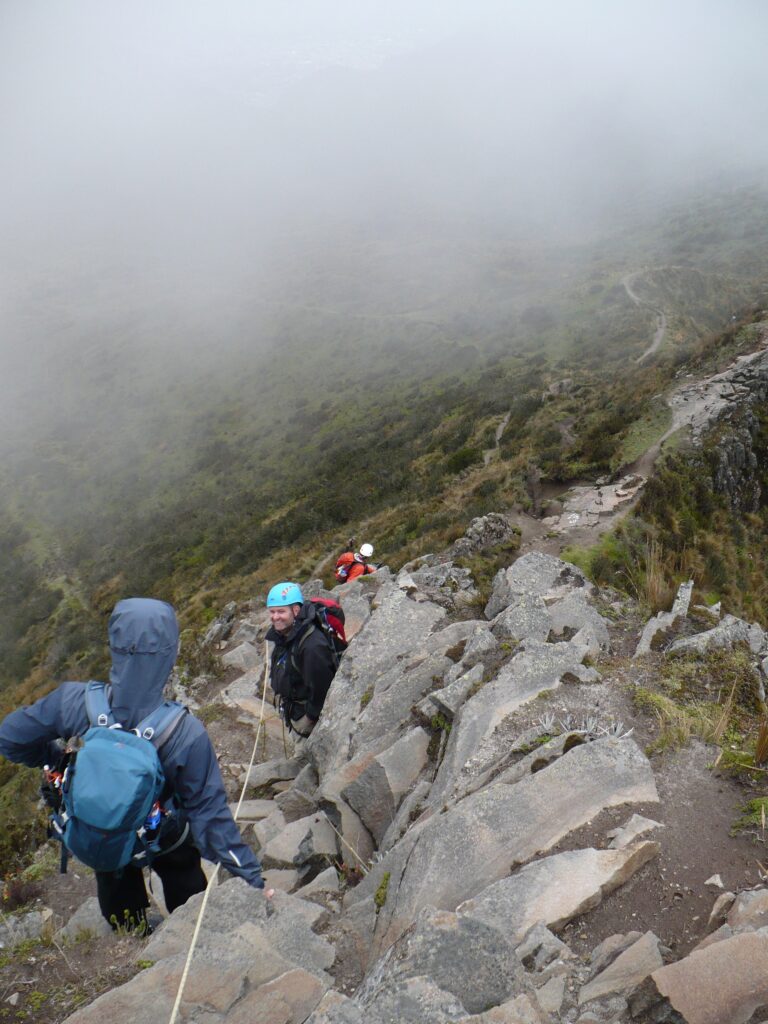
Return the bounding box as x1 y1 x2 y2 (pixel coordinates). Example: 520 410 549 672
309 586 446 778
221 641 261 671
607 813 664 850
227 798 275 821
241 757 303 789
0 909 50 949
260 812 338 871
56 897 112 942
668 613 766 656
547 591 610 654
70 924 299 1023
419 663 484 722
351 737 658 951
430 638 593 808
361 976 468 1023
726 887 768 931
515 922 574 974
379 779 432 854
485 552 590 619
420 619 487 656
350 652 451 758
143 879 334 982
490 593 551 643
457 626 500 671
635 580 694 656
342 727 430 844
406 562 479 610
578 930 663 1006
203 601 237 645
306 990 366 1023
458 841 659 941
633 930 768 1024
450 513 519 559
359 907 527 1015
338 590 373 641
275 786 319 823
223 967 327 1023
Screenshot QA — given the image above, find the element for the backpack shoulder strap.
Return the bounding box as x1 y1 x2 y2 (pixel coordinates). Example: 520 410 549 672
135 701 189 750
295 622 316 657
295 618 340 669
84 681 116 728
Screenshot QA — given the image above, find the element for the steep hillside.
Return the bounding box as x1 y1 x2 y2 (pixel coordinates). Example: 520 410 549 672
1 180 768 711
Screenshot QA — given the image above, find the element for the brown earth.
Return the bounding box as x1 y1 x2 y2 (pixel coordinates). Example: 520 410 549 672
0 902 146 1024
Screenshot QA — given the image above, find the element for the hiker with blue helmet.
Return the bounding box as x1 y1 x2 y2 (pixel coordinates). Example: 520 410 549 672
0 597 265 932
266 582 339 739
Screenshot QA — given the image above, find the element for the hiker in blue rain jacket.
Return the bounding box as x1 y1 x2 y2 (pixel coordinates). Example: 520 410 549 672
0 597 264 931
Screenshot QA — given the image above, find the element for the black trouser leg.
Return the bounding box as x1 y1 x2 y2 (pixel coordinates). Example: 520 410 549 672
95 865 149 930
151 830 207 913
94 822 206 929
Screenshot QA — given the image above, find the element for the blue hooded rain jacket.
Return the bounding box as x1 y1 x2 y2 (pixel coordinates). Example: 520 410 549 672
0 597 263 888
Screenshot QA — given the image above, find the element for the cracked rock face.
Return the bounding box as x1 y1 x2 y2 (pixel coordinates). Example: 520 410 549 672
60 533 768 1024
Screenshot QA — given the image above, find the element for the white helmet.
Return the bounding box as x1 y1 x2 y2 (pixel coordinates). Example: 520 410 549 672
359 542 374 559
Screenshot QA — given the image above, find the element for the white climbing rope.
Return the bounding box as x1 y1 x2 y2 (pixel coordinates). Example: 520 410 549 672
167 641 271 1024
321 812 370 875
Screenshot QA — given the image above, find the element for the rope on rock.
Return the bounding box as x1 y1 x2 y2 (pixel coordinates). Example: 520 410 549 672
167 641 271 1024
322 812 370 875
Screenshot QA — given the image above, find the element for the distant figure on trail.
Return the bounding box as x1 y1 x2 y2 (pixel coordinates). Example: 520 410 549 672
335 542 376 584
0 598 265 933
265 582 344 740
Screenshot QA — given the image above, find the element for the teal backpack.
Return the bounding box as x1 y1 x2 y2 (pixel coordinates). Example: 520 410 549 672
50 682 187 872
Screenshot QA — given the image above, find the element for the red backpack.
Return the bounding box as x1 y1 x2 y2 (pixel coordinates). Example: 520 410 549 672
309 597 347 646
290 598 347 675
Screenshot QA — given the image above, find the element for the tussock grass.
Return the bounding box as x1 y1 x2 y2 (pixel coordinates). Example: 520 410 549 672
634 688 722 754
754 720 768 766
635 645 766 762
563 532 675 614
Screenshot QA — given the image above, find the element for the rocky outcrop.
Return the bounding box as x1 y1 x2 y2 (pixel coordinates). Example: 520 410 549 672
428 638 602 808
449 512 519 559
667 613 766 657
667 344 768 513
485 551 592 619
53 535 768 1024
636 580 694 656
458 841 660 941
632 931 768 1024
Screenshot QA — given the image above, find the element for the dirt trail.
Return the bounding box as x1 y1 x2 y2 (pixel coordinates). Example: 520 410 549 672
515 337 768 556
623 271 668 364
482 409 511 466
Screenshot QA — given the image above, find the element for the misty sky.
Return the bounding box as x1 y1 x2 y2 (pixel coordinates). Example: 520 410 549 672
1 0 768 418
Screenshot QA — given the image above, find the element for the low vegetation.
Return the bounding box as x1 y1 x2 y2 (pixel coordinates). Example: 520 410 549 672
566 389 768 625
633 646 767 768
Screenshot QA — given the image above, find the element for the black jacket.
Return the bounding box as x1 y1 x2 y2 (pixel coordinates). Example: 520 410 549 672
266 602 338 720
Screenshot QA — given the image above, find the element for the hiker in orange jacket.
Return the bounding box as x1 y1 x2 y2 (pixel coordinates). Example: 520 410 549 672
335 542 376 584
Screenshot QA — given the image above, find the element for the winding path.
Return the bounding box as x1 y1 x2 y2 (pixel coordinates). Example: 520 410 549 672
623 272 668 364
482 409 511 466
517 337 768 555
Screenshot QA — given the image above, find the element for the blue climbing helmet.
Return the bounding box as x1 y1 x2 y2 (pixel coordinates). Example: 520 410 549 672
266 582 304 608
